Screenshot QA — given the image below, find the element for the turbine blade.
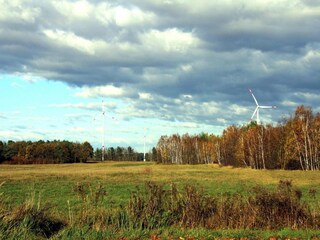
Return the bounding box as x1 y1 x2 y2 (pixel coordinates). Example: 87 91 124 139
260 106 277 109
251 106 258 120
249 89 259 106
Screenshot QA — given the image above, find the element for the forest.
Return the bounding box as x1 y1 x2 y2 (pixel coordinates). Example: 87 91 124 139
1 105 319 170
155 105 320 170
0 140 146 164
0 140 94 164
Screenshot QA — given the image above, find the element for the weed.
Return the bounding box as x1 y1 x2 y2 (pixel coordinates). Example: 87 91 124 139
2 163 320 238
0 193 65 238
71 181 132 232
73 182 107 205
251 180 313 229
127 180 320 231
128 182 171 229
181 185 217 228
72 182 109 228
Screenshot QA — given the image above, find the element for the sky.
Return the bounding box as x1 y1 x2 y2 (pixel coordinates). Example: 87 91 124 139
0 0 320 152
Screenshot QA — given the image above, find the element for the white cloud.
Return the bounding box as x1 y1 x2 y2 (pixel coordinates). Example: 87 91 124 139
95 3 156 27
139 92 153 100
0 130 45 141
75 85 125 98
141 67 178 84
43 29 107 55
114 6 156 27
139 28 200 53
230 104 248 115
180 122 199 128
1 0 320 149
0 0 41 23
201 102 220 115
282 100 297 107
19 72 44 83
95 2 113 25
294 92 320 101
50 102 116 111
217 118 227 124
181 64 193 72
52 0 94 19
182 94 193 99
302 49 320 64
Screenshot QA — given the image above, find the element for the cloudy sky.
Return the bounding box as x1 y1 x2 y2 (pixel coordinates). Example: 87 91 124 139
0 0 320 151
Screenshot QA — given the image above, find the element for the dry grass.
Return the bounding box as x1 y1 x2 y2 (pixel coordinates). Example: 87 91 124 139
2 162 320 238
1 162 320 188
1 162 320 210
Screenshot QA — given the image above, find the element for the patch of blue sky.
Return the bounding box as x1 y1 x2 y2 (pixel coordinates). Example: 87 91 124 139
0 75 85 141
0 74 221 151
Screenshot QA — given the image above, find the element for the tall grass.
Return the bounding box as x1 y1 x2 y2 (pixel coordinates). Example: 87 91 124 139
126 180 317 230
2 163 320 238
71 181 129 232
63 180 319 235
0 187 65 238
1 179 320 239
252 180 312 229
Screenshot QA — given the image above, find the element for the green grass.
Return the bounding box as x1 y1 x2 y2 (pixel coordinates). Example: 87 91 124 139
1 162 320 239
1 162 320 211
52 227 320 239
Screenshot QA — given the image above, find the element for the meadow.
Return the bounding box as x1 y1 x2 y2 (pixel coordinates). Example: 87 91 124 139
1 162 320 239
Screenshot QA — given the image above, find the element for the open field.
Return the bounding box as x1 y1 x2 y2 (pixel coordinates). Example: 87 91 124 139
1 162 320 239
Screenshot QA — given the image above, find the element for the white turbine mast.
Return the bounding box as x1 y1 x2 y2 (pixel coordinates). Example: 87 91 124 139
140 124 151 162
249 89 277 124
102 99 105 161
93 99 118 161
143 127 146 162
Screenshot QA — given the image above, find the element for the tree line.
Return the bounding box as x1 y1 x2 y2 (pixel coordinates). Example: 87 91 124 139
1 105 319 169
154 105 320 170
0 140 147 164
93 146 150 162
0 140 94 164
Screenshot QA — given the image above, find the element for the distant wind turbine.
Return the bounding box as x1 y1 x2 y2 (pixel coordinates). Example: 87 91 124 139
249 89 277 124
102 100 106 161
93 99 117 161
93 99 106 161
143 127 146 162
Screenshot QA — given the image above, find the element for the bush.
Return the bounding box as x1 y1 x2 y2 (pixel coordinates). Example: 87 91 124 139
127 180 317 231
251 180 312 229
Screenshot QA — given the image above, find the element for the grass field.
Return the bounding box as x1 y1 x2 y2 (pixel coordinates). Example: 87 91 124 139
1 162 320 239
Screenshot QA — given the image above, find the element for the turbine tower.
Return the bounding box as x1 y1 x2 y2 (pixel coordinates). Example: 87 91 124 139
93 99 107 161
249 89 277 124
143 127 146 162
101 99 105 161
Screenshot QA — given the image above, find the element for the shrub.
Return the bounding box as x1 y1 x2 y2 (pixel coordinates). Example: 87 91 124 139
251 180 312 229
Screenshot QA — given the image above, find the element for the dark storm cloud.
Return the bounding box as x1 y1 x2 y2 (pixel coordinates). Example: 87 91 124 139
1 0 319 126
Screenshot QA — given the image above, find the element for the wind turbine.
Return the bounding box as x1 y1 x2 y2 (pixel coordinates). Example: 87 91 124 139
143 127 146 162
93 99 117 161
93 100 106 161
249 89 277 124
101 99 106 161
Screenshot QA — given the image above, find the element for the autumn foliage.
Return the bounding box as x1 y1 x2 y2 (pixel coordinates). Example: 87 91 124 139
0 140 93 164
155 105 320 170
